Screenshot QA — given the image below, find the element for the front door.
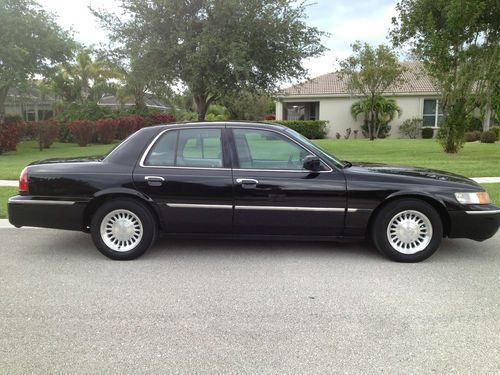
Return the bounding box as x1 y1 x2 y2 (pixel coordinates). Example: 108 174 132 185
133 126 233 234
229 127 346 236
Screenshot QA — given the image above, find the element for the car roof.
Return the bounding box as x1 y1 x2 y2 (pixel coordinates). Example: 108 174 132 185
149 121 287 132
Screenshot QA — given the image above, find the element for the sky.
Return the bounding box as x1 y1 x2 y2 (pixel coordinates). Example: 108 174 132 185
41 0 399 80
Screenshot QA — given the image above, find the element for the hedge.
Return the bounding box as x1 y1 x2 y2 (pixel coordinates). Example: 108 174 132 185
267 120 328 139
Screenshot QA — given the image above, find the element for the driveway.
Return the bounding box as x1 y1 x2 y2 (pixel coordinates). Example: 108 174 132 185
0 229 499 374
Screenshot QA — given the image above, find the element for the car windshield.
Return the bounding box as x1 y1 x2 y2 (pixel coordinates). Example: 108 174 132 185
285 128 345 168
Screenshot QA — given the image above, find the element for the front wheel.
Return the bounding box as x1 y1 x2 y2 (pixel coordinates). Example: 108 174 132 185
91 199 158 260
371 199 443 262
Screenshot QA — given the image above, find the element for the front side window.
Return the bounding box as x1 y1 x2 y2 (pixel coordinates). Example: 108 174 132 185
144 128 223 168
423 99 443 127
233 128 313 170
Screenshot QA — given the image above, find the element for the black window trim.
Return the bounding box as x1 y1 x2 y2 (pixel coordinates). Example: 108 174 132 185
139 126 229 170
139 125 334 173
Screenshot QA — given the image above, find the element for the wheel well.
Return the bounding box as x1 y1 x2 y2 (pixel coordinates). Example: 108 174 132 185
366 195 450 237
83 194 162 232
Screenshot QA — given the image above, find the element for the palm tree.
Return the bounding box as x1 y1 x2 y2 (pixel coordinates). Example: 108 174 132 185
374 97 402 138
350 96 402 139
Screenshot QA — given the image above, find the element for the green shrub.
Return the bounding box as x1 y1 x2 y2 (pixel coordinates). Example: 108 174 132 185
268 120 328 139
361 122 391 138
467 116 483 131
464 130 482 142
480 130 497 143
490 125 500 140
36 120 60 149
422 127 434 139
399 117 422 139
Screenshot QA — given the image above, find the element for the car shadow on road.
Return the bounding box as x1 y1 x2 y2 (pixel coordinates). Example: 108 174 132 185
35 229 497 263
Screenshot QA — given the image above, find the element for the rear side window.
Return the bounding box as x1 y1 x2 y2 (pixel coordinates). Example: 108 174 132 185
144 130 178 166
144 128 223 168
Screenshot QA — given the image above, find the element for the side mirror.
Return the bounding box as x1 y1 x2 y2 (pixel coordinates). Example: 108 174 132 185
303 155 321 171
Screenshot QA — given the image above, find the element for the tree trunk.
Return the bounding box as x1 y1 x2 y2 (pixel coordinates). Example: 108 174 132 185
369 95 375 140
0 85 9 125
134 90 146 112
194 94 209 121
483 98 491 132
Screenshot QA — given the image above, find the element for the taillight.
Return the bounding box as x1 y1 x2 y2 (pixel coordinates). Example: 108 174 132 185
19 167 29 194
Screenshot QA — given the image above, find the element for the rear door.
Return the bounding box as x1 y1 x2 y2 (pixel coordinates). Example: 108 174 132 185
133 126 233 234
229 127 347 236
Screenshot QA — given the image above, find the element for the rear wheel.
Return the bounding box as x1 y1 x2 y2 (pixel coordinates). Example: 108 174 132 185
371 199 443 262
91 199 158 260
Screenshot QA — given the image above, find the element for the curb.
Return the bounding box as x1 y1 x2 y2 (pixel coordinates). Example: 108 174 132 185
0 219 41 229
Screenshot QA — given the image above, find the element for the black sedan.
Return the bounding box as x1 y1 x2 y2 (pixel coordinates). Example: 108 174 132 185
8 121 500 262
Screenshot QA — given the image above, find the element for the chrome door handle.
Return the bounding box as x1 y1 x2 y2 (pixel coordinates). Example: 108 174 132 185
145 176 165 186
236 178 259 188
145 176 165 182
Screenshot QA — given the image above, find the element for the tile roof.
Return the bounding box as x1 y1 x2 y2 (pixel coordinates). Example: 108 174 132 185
279 61 440 97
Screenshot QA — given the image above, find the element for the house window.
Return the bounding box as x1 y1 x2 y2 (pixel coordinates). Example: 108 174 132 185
422 99 443 127
283 102 319 121
23 109 36 121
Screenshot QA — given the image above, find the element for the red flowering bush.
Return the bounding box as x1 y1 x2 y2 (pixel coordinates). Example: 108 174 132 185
148 112 176 125
36 120 60 149
95 118 119 144
0 121 19 153
117 116 141 139
68 120 95 147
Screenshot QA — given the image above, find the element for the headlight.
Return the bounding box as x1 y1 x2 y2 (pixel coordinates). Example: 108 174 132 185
454 192 491 204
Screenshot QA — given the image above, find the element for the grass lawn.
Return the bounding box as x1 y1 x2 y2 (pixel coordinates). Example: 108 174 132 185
0 187 18 219
313 139 500 178
0 141 117 180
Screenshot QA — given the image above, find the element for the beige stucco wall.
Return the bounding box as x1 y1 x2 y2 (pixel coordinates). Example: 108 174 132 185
276 94 441 138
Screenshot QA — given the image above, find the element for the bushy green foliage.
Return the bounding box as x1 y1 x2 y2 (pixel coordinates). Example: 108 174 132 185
268 120 328 139
480 130 497 144
464 131 482 142
490 125 500 140
422 127 434 139
36 120 60 150
399 117 422 139
467 116 483 131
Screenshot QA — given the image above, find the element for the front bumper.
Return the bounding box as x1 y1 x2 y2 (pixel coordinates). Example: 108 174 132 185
8 195 87 231
448 205 500 241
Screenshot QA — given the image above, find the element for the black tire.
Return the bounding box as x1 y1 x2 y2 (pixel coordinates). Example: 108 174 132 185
91 198 158 260
371 199 443 262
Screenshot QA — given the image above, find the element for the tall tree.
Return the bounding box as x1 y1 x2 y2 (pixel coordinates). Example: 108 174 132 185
52 48 120 103
93 0 325 121
339 42 405 140
0 0 74 122
391 0 499 153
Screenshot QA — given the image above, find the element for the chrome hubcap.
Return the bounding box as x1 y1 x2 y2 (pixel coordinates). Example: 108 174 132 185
100 209 143 252
387 210 432 254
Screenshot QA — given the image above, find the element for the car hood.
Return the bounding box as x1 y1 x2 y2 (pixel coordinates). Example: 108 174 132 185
348 162 479 187
29 156 102 166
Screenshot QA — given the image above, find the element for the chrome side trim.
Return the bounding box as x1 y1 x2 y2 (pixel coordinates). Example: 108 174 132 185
8 199 76 206
235 205 345 212
166 203 233 209
465 210 500 215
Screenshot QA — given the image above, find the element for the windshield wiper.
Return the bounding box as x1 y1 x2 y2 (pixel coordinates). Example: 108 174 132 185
342 160 352 169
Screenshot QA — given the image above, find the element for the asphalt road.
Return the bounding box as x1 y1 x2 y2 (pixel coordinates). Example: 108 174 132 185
0 229 499 374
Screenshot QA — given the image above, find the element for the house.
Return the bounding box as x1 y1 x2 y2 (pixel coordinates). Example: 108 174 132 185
276 61 443 138
98 93 169 111
4 86 55 121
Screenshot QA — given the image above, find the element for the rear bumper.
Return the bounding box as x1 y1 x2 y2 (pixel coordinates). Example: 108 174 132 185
448 206 500 241
8 196 87 231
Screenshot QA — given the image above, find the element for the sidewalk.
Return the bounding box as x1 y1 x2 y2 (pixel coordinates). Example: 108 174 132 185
2 177 500 186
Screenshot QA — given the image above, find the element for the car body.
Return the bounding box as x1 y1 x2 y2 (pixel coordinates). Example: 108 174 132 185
8 121 500 261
